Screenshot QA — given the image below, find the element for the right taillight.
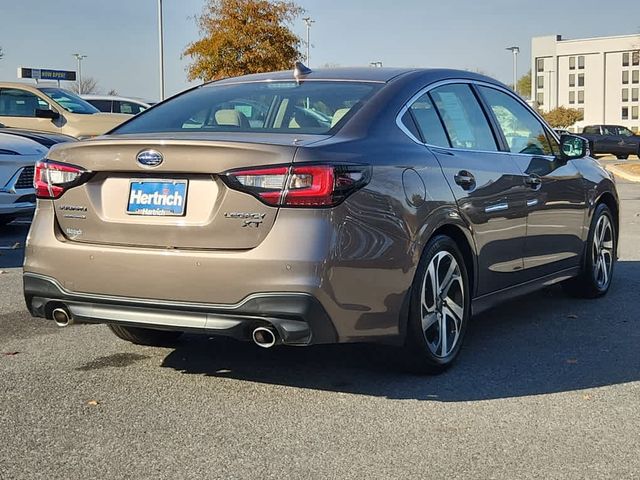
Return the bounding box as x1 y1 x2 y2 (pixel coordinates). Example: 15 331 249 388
34 160 90 199
223 164 371 207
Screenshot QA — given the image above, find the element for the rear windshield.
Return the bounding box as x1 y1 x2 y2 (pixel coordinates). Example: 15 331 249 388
113 81 381 135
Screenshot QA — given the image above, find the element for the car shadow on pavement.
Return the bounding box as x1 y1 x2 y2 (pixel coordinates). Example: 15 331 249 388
162 261 640 402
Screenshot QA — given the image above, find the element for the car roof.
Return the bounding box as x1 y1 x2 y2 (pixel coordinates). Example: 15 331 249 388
209 67 503 87
82 95 152 105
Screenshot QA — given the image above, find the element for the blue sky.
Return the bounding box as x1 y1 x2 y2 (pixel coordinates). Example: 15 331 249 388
1 0 639 100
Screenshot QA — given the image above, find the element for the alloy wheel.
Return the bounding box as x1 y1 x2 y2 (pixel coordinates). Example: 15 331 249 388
420 251 465 358
592 214 614 289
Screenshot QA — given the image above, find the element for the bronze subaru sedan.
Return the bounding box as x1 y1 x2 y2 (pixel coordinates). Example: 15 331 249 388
23 67 619 373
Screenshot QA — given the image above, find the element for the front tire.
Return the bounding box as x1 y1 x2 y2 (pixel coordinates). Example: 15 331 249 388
108 324 182 347
403 235 471 374
563 203 615 298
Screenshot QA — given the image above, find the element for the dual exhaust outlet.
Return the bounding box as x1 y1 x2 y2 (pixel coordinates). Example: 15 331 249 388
52 306 281 349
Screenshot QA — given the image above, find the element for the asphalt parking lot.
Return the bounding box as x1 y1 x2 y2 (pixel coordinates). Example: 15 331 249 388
1 178 639 479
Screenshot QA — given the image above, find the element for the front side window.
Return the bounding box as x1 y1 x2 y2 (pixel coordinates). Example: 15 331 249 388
406 93 450 148
428 84 497 151
0 88 50 117
478 86 555 156
39 88 99 114
617 127 634 137
114 81 380 135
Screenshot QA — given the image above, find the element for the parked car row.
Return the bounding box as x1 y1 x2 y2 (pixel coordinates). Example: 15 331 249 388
580 124 640 159
81 95 154 115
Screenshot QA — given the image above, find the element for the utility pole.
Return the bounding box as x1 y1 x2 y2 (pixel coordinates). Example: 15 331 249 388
303 17 315 66
72 53 87 94
506 46 520 94
158 0 165 100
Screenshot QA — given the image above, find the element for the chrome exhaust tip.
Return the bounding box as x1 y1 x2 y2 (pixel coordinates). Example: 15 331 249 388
52 307 72 328
252 327 278 348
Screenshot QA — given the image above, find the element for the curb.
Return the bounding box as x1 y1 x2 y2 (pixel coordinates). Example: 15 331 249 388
605 163 640 183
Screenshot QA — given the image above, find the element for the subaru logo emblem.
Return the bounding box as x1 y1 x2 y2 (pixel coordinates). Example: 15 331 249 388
136 149 163 168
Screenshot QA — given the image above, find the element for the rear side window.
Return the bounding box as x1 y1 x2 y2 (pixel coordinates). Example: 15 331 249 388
429 84 497 151
88 99 113 112
478 86 555 156
406 93 450 147
115 101 146 115
583 126 598 134
113 81 381 135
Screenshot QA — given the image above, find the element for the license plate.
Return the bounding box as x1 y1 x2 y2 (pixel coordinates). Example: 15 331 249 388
127 180 188 216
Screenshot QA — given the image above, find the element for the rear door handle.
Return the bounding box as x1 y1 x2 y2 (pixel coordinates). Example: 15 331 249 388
524 175 542 189
454 170 476 190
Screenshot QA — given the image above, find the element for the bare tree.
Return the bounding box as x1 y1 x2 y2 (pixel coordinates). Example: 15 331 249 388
69 77 99 95
106 89 119 96
0 46 4 61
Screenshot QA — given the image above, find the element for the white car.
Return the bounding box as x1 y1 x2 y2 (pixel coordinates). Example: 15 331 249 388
0 133 48 226
81 95 154 115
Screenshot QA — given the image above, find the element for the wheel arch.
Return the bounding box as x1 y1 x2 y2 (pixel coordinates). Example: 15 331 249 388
399 219 477 343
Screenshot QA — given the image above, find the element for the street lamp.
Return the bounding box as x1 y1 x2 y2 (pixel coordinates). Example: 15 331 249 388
506 46 520 94
157 0 165 100
72 53 87 94
303 17 315 66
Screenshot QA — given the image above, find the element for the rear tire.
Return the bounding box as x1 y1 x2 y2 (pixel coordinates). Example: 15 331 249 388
616 154 629 160
108 324 182 347
402 235 471 375
563 203 615 298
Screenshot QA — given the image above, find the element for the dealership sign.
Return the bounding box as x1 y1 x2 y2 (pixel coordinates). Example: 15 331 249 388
17 67 76 81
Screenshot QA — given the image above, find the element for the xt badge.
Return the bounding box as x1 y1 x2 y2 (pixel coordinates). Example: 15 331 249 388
224 212 267 228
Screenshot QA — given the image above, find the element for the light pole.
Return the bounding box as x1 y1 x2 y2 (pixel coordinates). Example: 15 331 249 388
506 46 520 94
303 17 315 66
158 0 165 100
72 53 87 94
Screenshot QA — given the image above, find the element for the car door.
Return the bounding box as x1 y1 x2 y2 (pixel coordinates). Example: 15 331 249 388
616 127 639 155
476 85 586 278
600 125 626 155
407 83 530 295
0 87 61 133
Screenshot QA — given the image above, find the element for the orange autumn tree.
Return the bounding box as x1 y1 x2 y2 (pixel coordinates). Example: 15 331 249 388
183 0 304 82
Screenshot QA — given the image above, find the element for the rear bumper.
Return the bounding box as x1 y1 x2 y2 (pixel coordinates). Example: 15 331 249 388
24 273 338 345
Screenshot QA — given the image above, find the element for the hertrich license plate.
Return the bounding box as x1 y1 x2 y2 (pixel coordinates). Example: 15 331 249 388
127 180 188 216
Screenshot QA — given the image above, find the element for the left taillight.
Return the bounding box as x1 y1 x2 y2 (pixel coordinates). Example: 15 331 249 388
222 164 371 208
34 161 89 199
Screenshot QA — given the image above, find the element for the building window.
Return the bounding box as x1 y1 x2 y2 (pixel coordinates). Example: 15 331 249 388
633 106 639 120
632 126 639 133
578 91 584 104
569 57 575 70
578 108 584 117
633 88 639 102
537 76 544 89
569 74 575 87
578 74 585 87
537 58 544 73
537 92 544 106
633 70 639 84
578 56 585 69
623 71 629 84
622 107 629 120
634 51 640 66
569 91 575 104
623 89 629 102
623 52 630 67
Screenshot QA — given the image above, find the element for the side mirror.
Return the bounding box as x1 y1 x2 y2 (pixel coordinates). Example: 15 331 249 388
560 134 589 160
35 108 60 120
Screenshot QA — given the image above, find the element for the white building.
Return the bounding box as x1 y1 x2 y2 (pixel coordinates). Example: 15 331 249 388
531 34 640 132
